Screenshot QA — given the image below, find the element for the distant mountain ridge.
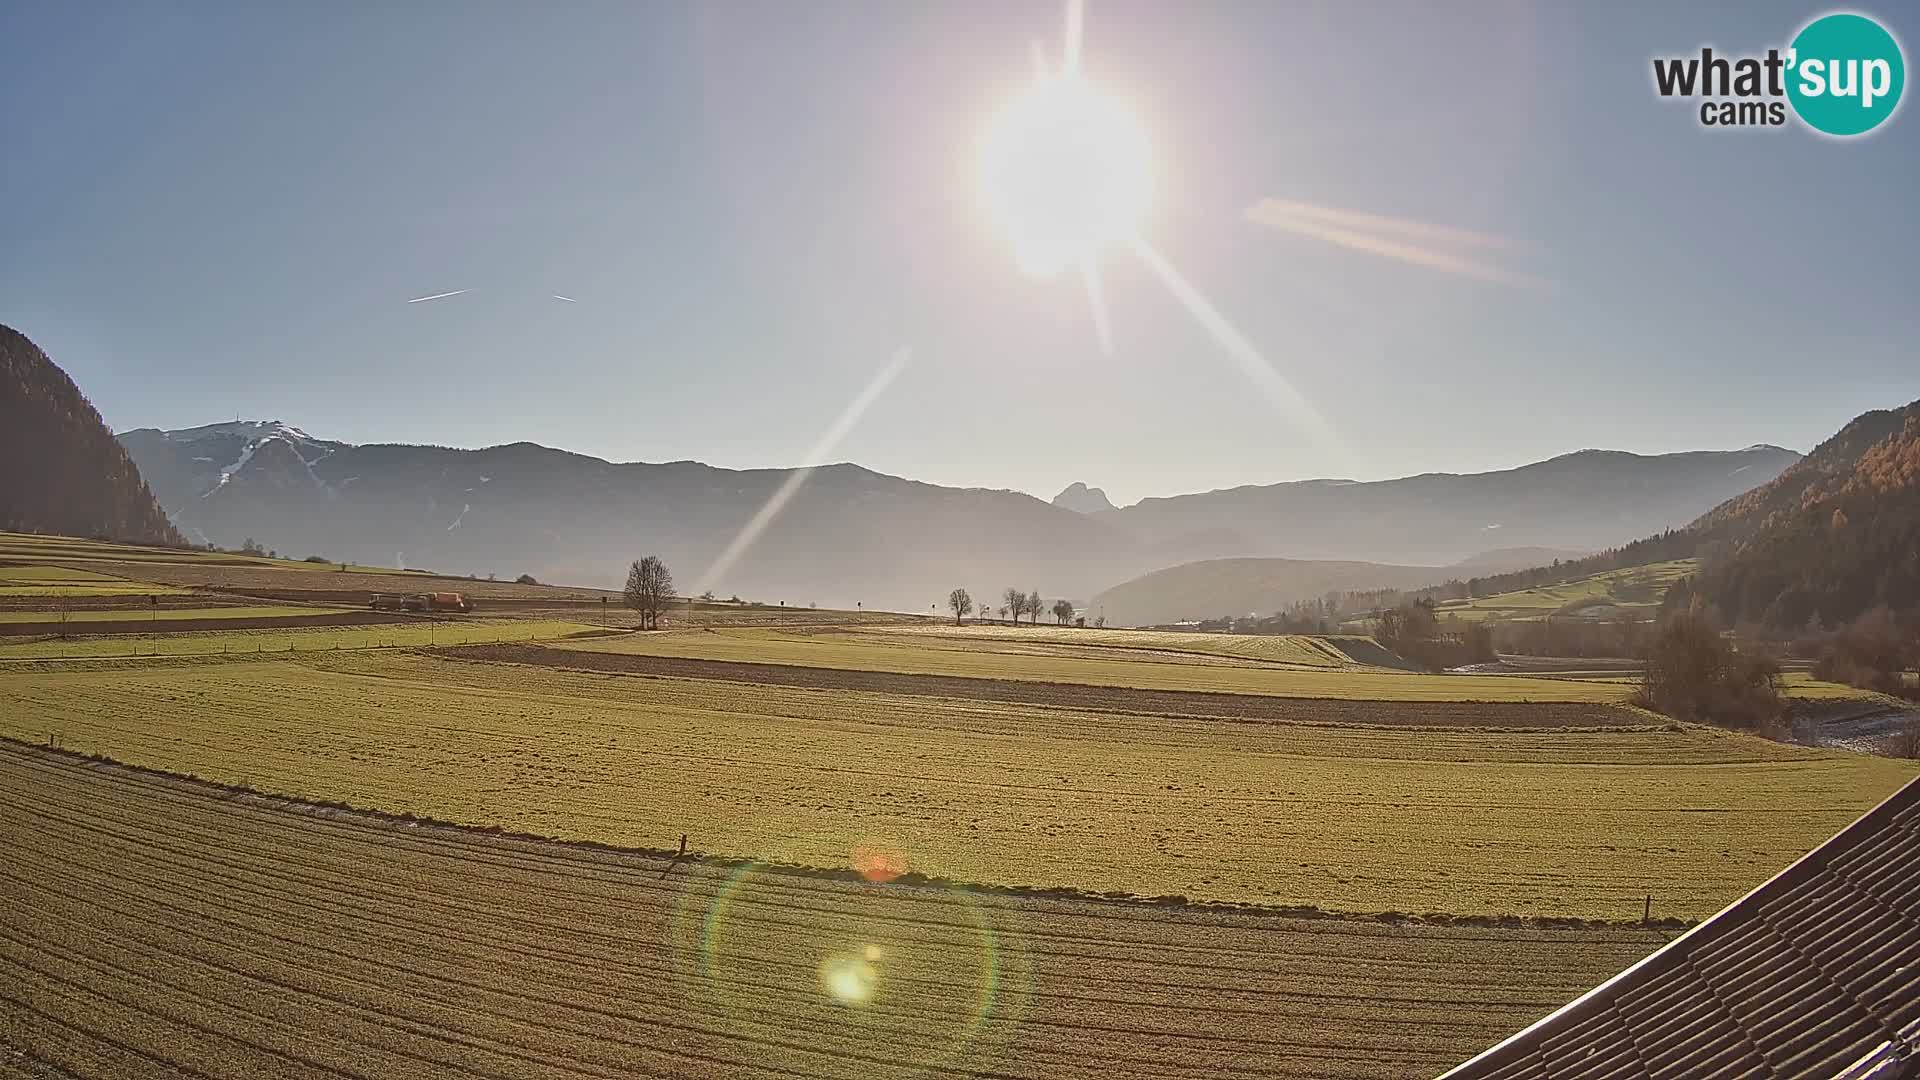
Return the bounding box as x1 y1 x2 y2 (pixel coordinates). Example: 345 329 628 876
1105 446 1801 566
118 419 1798 610
0 324 179 545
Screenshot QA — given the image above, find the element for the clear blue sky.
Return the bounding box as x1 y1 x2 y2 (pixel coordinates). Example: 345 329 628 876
3 1 1915 505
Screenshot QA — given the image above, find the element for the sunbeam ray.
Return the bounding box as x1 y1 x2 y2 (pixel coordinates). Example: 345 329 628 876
1129 237 1350 464
696 350 910 597
1080 257 1113 356
1063 0 1084 76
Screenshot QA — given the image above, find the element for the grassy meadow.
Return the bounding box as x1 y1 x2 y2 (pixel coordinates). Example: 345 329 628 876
1431 559 1698 623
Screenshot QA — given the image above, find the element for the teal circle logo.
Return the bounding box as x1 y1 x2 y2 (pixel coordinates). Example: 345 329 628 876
1787 12 1905 136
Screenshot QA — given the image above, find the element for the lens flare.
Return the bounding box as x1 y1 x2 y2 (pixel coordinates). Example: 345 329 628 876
671 862 1024 1077
819 952 879 1006
852 844 908 883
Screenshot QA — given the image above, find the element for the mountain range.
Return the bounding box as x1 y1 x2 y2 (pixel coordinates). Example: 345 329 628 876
115 416 1798 614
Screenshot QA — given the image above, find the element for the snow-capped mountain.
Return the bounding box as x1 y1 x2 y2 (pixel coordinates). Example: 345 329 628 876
115 421 349 541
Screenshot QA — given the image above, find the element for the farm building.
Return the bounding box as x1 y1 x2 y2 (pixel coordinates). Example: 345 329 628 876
1441 776 1920 1079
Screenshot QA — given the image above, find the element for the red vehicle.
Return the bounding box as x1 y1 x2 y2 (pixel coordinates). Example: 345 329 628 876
369 592 472 613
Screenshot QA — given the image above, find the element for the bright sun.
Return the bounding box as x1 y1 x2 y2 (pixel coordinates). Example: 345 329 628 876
980 76 1153 278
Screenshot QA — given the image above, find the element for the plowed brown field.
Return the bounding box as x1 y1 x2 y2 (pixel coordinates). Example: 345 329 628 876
0 743 1664 1079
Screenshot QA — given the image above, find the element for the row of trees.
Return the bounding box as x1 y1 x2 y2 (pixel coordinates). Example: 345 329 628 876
946 587 1076 626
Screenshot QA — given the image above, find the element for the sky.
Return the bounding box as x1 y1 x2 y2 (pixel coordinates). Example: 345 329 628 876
3 0 1916 506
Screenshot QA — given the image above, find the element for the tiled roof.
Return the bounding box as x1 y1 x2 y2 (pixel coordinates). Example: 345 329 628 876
1441 777 1920 1080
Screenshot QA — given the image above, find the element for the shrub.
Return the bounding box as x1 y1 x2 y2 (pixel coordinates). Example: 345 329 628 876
1890 715 1920 759
1809 606 1913 692
514 573 539 585
1632 607 1783 731
303 555 329 564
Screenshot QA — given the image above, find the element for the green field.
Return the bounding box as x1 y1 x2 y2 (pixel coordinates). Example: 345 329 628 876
1432 559 1697 623
4 649 1909 920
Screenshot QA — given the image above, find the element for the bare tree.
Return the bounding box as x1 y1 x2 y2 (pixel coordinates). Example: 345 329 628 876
1003 587 1024 626
624 556 675 630
1026 590 1042 626
1052 599 1075 625
948 588 974 625
998 605 1009 621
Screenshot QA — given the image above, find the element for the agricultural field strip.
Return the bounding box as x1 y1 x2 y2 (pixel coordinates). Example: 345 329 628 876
856 627 1360 669
555 630 1641 702
0 605 333 624
1432 561 1698 622
0 621 594 660
444 645 1649 732
288 651 1760 761
2 764 1572 1026
4 652 1908 918
0 746 1663 1079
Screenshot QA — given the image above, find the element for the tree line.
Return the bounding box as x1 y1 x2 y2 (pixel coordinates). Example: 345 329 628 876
946 587 1080 626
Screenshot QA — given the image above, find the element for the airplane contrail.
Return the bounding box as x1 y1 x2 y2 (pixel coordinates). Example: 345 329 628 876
551 295 577 303
406 289 472 304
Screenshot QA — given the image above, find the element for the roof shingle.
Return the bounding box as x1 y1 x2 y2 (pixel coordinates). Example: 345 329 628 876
1441 777 1920 1080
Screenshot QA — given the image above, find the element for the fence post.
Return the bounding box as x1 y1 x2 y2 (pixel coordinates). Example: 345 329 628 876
1643 894 1652 923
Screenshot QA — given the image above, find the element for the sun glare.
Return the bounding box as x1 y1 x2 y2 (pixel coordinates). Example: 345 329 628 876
980 76 1153 278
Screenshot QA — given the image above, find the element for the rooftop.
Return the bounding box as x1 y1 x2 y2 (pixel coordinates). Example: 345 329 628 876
1441 776 1920 1080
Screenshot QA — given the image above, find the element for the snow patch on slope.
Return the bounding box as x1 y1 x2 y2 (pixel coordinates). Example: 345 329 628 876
206 439 262 495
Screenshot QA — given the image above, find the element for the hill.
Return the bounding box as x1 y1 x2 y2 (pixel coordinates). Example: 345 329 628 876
1089 551 1561 627
1691 400 1920 626
0 324 179 546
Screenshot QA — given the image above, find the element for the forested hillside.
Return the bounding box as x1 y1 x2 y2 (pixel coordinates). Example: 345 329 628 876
0 324 180 545
1693 404 1920 627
